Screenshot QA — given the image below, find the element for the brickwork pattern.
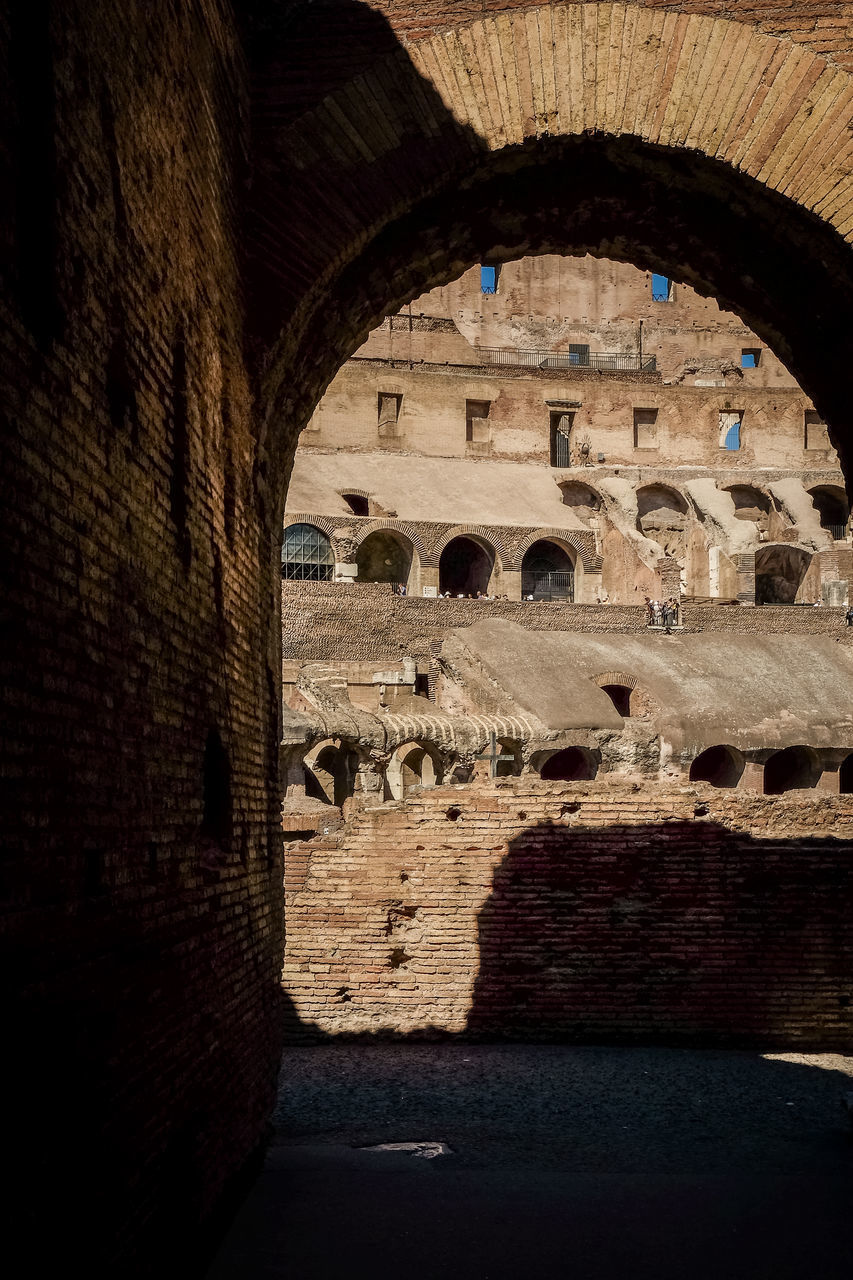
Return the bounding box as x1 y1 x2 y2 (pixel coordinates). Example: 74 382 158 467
283 781 853 1046
1 2 283 1273
281 581 850 663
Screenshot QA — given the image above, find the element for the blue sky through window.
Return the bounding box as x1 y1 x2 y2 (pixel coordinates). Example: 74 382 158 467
651 273 671 301
480 265 497 294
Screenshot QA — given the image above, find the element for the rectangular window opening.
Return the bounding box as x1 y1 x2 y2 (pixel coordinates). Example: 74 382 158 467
480 264 499 294
550 410 574 467
804 409 830 450
651 273 672 302
378 391 403 435
568 343 590 366
719 410 743 451
633 407 658 449
741 348 761 369
466 399 491 443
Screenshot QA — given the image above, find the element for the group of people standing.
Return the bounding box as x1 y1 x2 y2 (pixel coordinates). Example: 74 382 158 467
645 596 680 632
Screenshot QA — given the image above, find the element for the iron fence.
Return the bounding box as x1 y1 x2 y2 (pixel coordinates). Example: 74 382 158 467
521 570 575 601
828 524 848 541
476 346 657 373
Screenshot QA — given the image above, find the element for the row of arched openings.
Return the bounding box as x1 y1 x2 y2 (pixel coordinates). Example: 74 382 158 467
689 744 853 794
283 523 577 599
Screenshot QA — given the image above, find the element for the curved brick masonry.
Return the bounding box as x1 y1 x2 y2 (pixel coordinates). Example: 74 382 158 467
282 781 853 1046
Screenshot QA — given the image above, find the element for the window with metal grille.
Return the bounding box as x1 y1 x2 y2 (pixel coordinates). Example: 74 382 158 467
568 343 590 365
550 411 574 467
281 524 334 580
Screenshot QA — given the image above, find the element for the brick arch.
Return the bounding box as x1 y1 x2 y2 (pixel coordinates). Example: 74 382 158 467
283 514 338 538
512 529 598 572
352 521 428 560
429 526 507 569
593 672 639 691
250 2 853 494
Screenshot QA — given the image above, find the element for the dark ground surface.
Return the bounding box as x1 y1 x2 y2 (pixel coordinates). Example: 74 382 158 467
207 1045 853 1279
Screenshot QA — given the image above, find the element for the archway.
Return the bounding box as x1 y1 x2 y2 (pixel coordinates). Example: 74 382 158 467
755 545 812 605
304 741 359 808
439 536 495 596
559 481 602 527
636 486 689 558
726 486 772 539
538 747 598 782
495 740 523 778
808 486 850 540
689 745 745 789
601 685 632 718
385 741 444 800
840 753 853 795
356 529 416 591
764 746 821 795
521 539 575 601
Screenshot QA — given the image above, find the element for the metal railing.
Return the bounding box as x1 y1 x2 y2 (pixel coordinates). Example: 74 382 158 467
476 346 657 373
521 570 575 601
828 524 849 541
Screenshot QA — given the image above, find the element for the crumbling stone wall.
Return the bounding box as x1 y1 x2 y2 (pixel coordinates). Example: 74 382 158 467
1 2 283 1273
283 781 853 1046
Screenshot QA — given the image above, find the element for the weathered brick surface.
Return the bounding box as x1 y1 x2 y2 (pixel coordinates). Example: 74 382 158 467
282 581 851 664
283 781 853 1046
1 2 282 1273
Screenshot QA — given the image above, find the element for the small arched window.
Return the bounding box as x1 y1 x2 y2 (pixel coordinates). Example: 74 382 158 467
282 524 334 581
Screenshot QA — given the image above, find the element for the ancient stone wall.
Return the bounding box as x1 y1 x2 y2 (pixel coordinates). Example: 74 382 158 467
1 2 283 1272
281 581 850 665
282 780 853 1045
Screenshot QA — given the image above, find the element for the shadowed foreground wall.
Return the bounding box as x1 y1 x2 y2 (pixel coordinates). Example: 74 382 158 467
283 783 853 1045
1 2 283 1273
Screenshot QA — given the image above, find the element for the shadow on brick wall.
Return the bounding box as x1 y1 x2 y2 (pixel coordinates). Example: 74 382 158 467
282 817 853 1049
465 820 853 1047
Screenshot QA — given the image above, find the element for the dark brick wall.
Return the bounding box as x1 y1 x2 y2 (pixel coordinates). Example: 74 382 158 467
283 782 853 1046
1 2 283 1273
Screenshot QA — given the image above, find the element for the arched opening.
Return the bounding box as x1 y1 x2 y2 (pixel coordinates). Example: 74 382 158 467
495 740 522 778
282 523 334 581
726 486 771 538
808 486 849 540
356 529 415 591
341 492 369 517
304 741 359 808
385 741 443 800
840 753 853 795
636 486 689 558
689 745 745 789
764 746 821 795
439 536 495 596
755 545 812 605
521 540 575 601
538 747 598 782
601 685 632 718
558 481 602 527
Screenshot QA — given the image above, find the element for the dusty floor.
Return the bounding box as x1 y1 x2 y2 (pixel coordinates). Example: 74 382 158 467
208 1045 853 1279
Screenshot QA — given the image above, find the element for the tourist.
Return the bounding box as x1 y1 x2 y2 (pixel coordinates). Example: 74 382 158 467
846 605 853 627
643 595 653 626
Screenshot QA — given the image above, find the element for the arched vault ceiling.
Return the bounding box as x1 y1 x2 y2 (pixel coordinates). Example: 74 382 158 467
245 2 853 502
